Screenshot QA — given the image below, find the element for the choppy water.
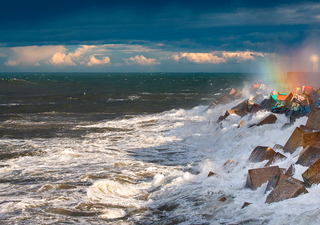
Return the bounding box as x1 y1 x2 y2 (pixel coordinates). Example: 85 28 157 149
1 73 319 224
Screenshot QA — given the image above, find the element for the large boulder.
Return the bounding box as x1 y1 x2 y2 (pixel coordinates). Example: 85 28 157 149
283 127 306 154
302 158 320 187
306 107 320 129
257 114 277 126
303 131 320 149
264 152 287 167
247 146 276 163
246 166 280 190
265 177 308 204
296 146 320 167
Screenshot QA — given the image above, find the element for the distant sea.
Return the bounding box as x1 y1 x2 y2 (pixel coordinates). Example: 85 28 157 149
1 73 312 224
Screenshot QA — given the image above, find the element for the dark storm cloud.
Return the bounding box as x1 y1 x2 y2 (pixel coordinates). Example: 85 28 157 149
1 1 320 49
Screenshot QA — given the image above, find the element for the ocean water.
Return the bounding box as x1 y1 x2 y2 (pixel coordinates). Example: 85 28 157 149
0 73 319 224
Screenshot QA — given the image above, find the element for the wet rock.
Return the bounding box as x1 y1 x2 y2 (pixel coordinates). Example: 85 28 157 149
302 158 320 187
246 166 280 190
233 90 242 99
264 152 287 167
281 122 294 130
247 146 276 163
259 99 271 110
303 131 320 149
205 88 237 111
232 100 248 111
237 120 245 128
296 146 320 167
265 173 290 193
283 127 306 154
217 109 246 122
219 197 227 202
265 177 308 204
299 125 320 133
273 144 284 151
257 114 277 126
241 202 252 209
222 159 238 172
207 171 216 177
306 107 320 129
285 164 295 177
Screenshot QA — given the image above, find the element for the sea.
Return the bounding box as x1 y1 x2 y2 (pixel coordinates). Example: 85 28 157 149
0 73 319 225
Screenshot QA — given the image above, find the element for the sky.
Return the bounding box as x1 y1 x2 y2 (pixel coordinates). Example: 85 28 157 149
1 1 320 73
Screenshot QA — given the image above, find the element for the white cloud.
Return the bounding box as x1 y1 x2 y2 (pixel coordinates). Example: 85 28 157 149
170 51 265 64
87 55 111 66
48 45 96 66
4 45 65 67
123 55 160 65
34 62 40 66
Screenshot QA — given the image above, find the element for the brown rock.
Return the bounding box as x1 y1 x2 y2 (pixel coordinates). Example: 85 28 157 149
273 144 284 150
241 202 252 209
246 166 280 190
233 90 242 98
232 100 248 111
296 146 320 167
265 177 308 204
228 88 236 96
302 158 320 187
219 197 227 202
265 173 290 192
257 114 277 126
283 127 306 154
264 152 287 167
306 107 320 130
285 164 295 177
247 146 276 163
300 125 320 133
217 115 225 123
216 96 229 105
222 159 238 172
303 131 320 149
238 120 245 128
207 171 216 177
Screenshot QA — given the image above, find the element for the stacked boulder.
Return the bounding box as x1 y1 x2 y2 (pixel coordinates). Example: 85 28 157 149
206 83 320 206
244 106 320 204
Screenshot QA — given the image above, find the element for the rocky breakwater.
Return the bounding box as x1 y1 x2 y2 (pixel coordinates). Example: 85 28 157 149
206 83 320 207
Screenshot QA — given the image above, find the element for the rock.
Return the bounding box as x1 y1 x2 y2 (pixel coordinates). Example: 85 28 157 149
247 146 276 163
306 107 320 129
259 99 270 110
217 109 246 122
285 164 295 177
299 125 320 133
222 159 238 172
207 171 216 177
219 197 227 202
281 122 294 130
241 202 252 209
283 127 306 154
303 131 320 149
238 120 245 128
265 177 308 204
264 152 287 167
296 146 320 167
302 158 320 187
233 90 242 99
257 114 277 126
265 173 290 192
232 100 248 111
228 88 236 96
217 115 225 123
273 144 284 150
252 94 264 104
246 166 280 190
